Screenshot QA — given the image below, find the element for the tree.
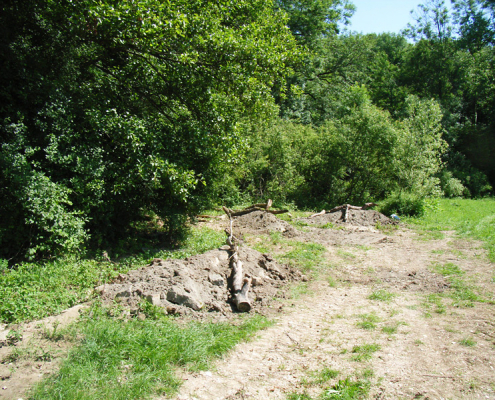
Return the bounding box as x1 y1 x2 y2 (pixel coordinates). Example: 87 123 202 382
0 0 300 260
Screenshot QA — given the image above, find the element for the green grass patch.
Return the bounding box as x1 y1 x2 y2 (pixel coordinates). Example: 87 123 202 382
428 262 484 308
381 322 405 334
0 227 225 324
321 377 371 399
408 198 495 262
368 289 395 302
281 241 327 275
356 313 380 330
459 337 476 347
350 343 381 362
287 376 370 400
31 304 271 399
431 262 465 277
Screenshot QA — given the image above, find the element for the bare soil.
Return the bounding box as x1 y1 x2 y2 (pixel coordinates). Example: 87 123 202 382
1 209 495 400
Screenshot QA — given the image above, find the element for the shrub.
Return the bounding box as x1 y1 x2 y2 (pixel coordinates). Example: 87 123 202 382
380 191 426 217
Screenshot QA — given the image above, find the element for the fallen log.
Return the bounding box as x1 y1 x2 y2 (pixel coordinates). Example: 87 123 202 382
309 210 326 218
222 206 252 312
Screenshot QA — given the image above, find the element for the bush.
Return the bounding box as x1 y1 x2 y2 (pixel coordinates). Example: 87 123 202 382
380 192 426 217
439 170 465 198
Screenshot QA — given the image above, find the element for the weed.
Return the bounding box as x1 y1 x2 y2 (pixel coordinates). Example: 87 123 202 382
356 313 380 330
336 250 356 260
291 282 310 299
312 367 340 384
368 290 395 302
6 329 23 345
351 343 381 362
322 377 371 399
327 276 337 288
459 338 476 347
431 262 465 277
381 324 398 334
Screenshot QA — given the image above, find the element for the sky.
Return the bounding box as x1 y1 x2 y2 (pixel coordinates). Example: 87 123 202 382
347 0 452 35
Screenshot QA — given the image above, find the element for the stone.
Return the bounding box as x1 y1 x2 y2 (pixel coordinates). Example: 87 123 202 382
167 286 204 311
145 294 161 305
115 285 132 297
209 272 225 287
252 276 263 286
95 285 106 295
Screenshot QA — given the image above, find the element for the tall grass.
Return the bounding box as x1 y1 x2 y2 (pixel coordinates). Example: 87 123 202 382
408 198 495 262
31 305 271 399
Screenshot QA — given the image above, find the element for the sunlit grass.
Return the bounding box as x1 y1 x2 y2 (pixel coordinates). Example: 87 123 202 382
408 198 495 261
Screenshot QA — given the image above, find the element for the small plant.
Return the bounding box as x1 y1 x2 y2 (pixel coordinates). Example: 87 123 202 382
322 377 371 399
312 367 340 384
381 321 407 335
6 329 23 345
459 338 476 347
368 289 395 302
356 313 380 330
351 343 381 361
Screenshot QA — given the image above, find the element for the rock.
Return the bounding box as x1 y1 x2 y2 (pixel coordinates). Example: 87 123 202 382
166 305 178 314
167 286 204 311
95 285 106 295
209 272 225 287
137 313 146 321
252 276 263 286
145 294 161 305
115 285 132 297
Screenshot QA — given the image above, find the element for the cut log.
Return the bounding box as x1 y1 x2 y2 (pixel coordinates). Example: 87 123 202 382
266 199 273 210
233 277 252 312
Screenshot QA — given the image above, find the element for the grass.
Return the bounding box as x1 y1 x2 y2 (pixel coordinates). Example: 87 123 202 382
381 321 407 334
287 376 371 400
459 337 477 347
356 313 380 330
428 262 484 308
350 343 381 362
408 198 495 262
31 303 272 399
0 227 225 324
281 241 327 275
368 289 395 302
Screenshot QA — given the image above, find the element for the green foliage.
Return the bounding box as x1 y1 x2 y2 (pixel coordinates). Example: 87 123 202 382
31 305 271 399
439 170 465 197
0 0 299 260
367 289 396 302
379 192 427 217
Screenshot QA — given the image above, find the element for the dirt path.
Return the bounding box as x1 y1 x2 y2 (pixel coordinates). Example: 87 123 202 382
169 227 495 400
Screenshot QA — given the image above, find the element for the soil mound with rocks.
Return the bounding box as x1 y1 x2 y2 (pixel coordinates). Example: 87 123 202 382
232 211 298 237
98 246 303 316
301 209 395 227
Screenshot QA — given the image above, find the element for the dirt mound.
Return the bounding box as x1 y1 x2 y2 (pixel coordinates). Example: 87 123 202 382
301 209 394 227
99 246 303 316
232 210 298 237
